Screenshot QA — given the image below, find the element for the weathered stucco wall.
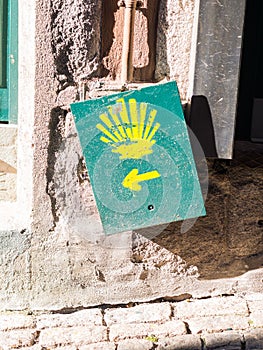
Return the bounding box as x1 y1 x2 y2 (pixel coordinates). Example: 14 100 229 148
156 0 196 99
29 0 201 309
0 0 262 311
50 0 101 84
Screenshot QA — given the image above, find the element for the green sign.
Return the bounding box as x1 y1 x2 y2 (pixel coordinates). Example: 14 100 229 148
71 81 206 234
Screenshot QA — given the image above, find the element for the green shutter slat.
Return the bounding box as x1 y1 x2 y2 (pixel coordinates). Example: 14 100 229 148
0 89 8 121
0 0 3 87
0 0 7 88
0 0 18 123
0 0 8 121
8 0 18 124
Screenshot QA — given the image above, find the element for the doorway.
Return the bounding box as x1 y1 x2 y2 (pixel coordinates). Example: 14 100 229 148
236 0 263 141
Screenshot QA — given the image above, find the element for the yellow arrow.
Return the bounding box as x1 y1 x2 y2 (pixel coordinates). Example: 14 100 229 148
122 168 161 191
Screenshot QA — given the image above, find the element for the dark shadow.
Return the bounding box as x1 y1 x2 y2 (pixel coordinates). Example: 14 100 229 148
45 107 67 229
185 95 218 158
100 0 119 77
154 0 169 81
50 3 74 83
136 142 263 280
236 0 263 141
251 98 263 142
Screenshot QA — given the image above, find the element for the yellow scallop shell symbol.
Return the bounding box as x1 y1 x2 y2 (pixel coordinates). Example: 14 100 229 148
96 98 160 160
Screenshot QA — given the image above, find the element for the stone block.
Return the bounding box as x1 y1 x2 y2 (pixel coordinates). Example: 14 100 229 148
0 126 17 172
109 320 187 342
156 0 195 99
247 294 263 313
0 172 17 201
0 126 17 202
249 311 263 328
186 315 249 334
156 334 202 350
244 329 263 349
117 339 154 350
47 347 77 350
203 332 243 350
37 309 103 329
0 314 35 331
174 297 249 319
0 126 17 148
0 329 37 349
49 0 102 82
39 326 108 347
105 303 171 326
79 343 116 350
57 86 78 107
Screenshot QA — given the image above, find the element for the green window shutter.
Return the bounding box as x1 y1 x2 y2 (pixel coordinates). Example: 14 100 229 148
0 0 7 88
0 0 18 123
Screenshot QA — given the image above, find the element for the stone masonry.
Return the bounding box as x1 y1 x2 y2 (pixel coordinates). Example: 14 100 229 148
0 127 17 202
0 294 262 349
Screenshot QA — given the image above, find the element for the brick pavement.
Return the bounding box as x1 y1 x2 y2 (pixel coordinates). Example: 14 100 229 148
0 295 262 349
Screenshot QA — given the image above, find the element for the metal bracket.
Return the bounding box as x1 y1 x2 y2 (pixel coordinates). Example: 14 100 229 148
118 0 143 9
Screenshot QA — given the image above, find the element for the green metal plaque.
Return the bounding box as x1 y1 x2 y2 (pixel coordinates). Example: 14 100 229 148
71 81 205 234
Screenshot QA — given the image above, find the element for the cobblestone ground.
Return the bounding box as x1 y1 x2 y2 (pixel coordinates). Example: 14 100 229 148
0 294 262 349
